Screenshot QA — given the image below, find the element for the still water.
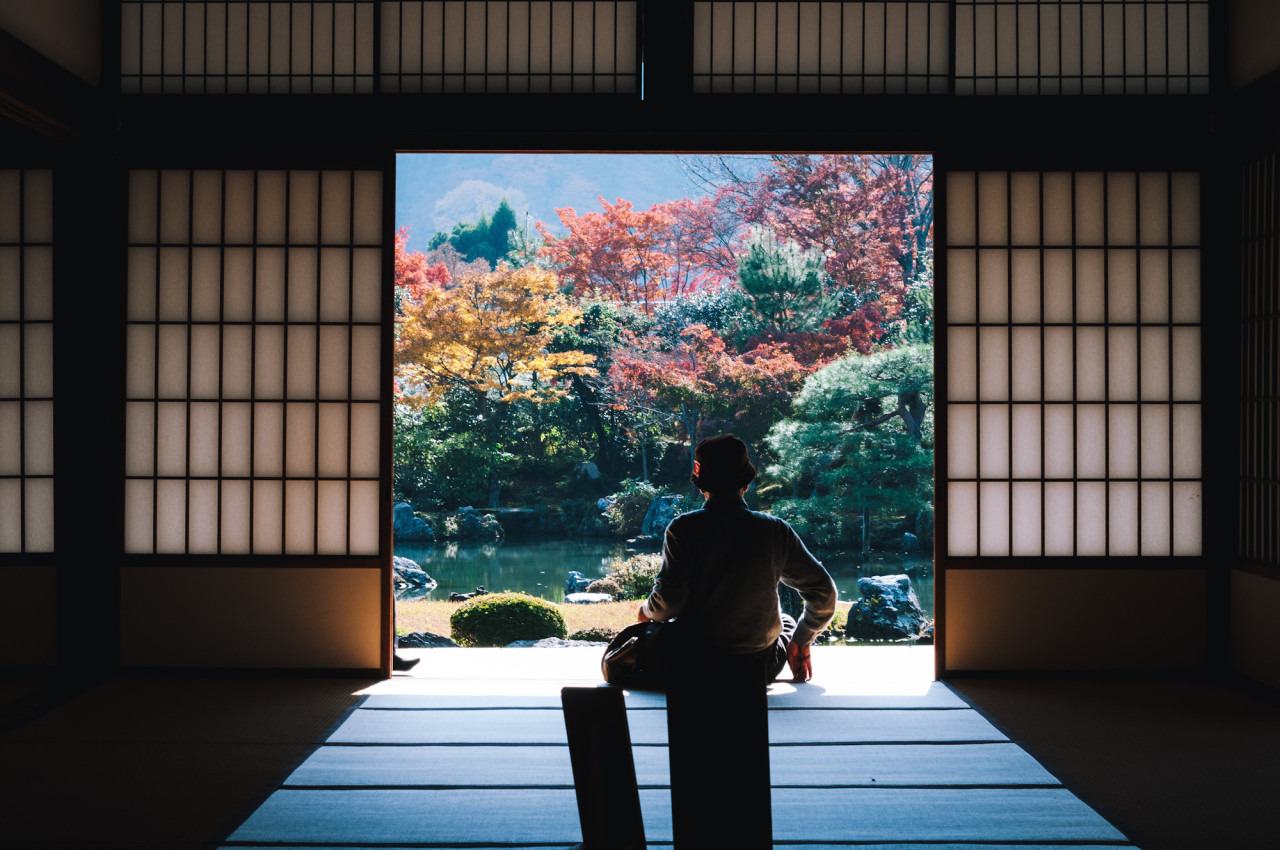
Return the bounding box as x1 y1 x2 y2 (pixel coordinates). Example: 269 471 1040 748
394 538 933 619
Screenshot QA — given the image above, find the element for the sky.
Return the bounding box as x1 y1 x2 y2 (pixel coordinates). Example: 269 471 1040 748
395 153 723 247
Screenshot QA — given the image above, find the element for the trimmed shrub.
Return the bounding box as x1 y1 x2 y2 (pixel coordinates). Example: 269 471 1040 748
585 578 622 599
567 626 618 643
608 553 662 600
449 591 567 647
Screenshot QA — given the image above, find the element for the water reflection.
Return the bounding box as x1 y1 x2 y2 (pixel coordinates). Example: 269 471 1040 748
394 538 934 620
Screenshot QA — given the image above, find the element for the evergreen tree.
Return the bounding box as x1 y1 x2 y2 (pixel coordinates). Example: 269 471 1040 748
736 228 835 334
766 345 933 553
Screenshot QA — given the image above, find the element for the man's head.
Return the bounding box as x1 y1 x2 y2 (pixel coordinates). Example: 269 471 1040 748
690 433 756 495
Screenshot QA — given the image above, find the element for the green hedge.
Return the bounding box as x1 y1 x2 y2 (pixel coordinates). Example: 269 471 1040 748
449 591 568 647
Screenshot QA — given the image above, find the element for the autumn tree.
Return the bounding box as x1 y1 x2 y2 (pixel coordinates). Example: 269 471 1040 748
537 198 676 313
395 226 451 307
682 153 933 306
395 263 596 506
609 324 811 486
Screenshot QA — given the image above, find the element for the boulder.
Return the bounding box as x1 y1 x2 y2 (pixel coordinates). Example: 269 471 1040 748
844 574 928 641
565 571 593 594
901 532 920 554
397 631 459 648
444 506 504 540
565 592 614 604
393 502 434 543
507 637 607 647
393 555 437 591
641 495 683 536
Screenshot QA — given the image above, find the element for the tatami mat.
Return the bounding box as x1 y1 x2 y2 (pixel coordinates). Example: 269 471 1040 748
229 787 1126 845
286 741 1056 787
220 647 1135 848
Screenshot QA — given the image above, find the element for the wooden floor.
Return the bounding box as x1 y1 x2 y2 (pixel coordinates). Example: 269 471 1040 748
221 647 1134 849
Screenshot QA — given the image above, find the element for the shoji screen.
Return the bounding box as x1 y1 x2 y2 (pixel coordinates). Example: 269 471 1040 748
693 1 950 93
954 0 1210 94
1234 152 1280 689
120 169 384 670
120 1 377 93
381 1 639 93
942 170 1206 671
0 169 56 666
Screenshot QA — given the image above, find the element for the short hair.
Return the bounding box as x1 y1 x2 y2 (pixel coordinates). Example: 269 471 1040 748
690 433 756 494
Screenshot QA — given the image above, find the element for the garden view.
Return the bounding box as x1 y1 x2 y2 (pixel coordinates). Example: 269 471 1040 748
393 153 934 647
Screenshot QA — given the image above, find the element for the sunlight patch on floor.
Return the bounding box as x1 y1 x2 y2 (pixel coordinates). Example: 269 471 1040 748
360 646 934 698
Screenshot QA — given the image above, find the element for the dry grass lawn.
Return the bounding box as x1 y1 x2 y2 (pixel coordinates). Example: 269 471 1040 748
397 597 854 643
397 598 642 640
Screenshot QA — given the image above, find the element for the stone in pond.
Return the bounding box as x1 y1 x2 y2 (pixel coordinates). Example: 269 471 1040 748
565 571 593 594
393 502 434 542
565 592 614 604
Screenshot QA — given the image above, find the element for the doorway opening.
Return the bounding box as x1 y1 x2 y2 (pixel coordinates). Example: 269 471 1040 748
390 153 934 653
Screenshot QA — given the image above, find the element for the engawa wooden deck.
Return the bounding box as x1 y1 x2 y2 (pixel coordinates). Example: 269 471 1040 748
221 646 1135 849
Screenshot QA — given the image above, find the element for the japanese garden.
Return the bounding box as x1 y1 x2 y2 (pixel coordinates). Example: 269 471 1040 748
391 154 935 647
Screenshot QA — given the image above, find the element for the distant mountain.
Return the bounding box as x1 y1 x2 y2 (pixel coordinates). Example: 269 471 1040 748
396 153 708 246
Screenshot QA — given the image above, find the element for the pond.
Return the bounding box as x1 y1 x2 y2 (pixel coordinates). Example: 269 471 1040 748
394 538 933 620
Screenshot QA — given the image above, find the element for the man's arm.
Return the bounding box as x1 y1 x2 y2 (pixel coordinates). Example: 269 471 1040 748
639 519 691 622
779 522 838 649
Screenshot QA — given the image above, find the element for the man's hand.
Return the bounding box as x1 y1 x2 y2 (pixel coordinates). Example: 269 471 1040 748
787 641 812 682
637 604 651 623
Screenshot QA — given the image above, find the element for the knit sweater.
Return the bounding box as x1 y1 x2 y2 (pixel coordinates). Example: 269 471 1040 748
640 493 838 653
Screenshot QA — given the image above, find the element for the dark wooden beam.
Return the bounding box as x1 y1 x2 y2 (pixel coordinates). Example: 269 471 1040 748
0 26 105 146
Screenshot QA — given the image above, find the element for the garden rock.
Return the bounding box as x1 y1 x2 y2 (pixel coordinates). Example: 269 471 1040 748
901 532 920 554
641 495 683 536
507 637 607 647
393 502 435 543
397 631 458 648
844 574 928 641
393 555 437 591
445 506 504 540
565 571 593 594
565 592 614 604
449 586 488 601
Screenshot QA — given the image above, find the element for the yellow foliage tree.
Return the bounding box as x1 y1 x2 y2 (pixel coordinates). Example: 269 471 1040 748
396 263 596 403
395 263 597 505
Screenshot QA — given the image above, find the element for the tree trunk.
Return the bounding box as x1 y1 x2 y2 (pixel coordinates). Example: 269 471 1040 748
571 373 620 476
639 435 649 483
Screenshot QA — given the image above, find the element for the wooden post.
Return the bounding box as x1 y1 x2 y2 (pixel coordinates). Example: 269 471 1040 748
561 686 647 850
666 655 772 848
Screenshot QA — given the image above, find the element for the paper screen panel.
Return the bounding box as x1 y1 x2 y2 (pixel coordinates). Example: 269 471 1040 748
0 170 54 553
124 169 384 556
954 1 1210 95
945 170 1202 557
121 1 377 93
693 2 949 94
381 2 638 93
